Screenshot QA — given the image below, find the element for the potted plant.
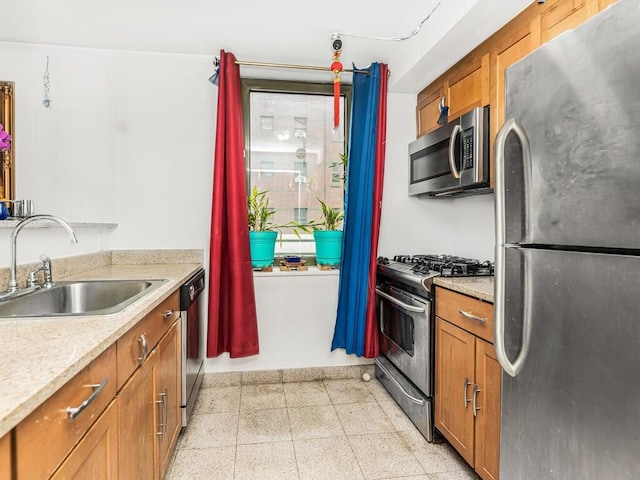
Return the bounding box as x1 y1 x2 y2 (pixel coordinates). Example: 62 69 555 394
312 197 344 267
247 186 278 268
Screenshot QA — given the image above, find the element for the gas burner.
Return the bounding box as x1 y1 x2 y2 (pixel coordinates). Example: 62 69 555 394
409 255 494 277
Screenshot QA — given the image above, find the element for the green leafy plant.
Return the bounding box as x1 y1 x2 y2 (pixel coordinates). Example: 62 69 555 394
247 185 314 239
329 152 348 184
314 197 344 231
247 186 275 232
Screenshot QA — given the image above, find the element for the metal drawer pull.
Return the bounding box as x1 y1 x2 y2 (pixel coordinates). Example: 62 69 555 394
463 377 471 407
162 309 174 319
137 334 148 365
375 287 426 313
459 310 486 323
376 360 425 406
66 377 108 421
472 384 481 417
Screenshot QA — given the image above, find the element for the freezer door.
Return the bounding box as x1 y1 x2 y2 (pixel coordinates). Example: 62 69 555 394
498 246 640 480
498 0 640 249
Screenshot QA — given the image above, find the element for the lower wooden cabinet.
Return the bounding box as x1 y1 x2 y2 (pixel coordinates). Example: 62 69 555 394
118 320 181 480
157 322 181 477
118 347 158 480
435 287 500 480
9 287 183 480
51 400 119 480
0 433 11 480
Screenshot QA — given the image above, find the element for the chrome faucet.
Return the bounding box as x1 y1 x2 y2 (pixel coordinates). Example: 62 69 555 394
6 215 78 293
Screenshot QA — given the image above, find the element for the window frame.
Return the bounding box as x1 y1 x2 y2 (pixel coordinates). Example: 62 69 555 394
241 78 351 260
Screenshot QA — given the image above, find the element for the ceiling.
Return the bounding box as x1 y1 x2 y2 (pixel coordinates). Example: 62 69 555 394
1 0 532 92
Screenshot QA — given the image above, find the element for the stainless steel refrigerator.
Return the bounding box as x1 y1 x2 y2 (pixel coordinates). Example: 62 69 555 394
494 1 640 478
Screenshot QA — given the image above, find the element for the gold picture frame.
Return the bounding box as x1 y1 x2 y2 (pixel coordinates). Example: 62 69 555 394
0 81 14 202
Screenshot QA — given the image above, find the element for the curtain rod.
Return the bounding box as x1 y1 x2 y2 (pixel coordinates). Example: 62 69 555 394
212 56 374 75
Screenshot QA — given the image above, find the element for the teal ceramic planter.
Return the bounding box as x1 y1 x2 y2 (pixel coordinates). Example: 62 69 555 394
249 231 277 268
314 230 343 267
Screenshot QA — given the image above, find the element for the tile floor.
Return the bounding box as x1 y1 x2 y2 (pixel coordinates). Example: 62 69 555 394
167 377 480 480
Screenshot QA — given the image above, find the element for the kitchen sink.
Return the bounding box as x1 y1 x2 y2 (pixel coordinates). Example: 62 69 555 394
0 279 166 318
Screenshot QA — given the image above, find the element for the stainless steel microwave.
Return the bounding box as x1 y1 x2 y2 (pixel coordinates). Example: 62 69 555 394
408 106 491 197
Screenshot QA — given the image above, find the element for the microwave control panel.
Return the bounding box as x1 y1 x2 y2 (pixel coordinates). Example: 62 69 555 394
462 129 474 169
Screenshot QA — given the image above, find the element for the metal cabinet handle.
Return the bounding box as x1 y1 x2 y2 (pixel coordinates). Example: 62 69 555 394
448 124 462 179
156 389 167 438
137 334 148 366
375 287 426 313
66 377 108 421
162 309 174 319
472 384 481 417
494 117 533 378
459 310 486 323
463 377 471 408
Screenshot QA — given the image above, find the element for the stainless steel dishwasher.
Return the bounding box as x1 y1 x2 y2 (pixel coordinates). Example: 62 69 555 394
180 267 205 427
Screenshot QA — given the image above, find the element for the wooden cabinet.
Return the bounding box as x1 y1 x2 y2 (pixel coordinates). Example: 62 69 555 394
0 434 11 480
117 298 180 480
118 348 158 480
416 0 619 186
15 345 117 480
156 322 181 477
51 400 119 480
416 53 489 137
435 287 499 480
9 286 182 480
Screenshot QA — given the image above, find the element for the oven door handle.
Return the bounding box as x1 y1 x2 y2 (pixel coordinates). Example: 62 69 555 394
375 287 426 313
375 359 425 406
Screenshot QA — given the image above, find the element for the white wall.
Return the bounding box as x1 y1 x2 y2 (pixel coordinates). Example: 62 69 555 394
0 42 216 254
378 92 495 261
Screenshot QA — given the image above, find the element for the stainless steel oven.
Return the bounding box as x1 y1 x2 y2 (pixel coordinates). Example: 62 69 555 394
375 255 494 442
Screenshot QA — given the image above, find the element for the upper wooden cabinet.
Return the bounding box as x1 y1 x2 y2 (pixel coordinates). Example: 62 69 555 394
416 0 619 186
416 52 490 138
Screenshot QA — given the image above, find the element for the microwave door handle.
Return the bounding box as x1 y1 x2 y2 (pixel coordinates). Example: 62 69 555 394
448 124 462 179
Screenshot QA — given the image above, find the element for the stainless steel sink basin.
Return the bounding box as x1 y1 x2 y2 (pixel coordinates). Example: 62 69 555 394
0 279 166 318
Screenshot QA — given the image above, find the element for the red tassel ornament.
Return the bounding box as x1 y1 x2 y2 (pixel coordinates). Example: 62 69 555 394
331 51 343 129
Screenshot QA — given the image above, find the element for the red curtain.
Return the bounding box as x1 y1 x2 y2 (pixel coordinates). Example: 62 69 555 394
207 50 259 358
363 64 388 358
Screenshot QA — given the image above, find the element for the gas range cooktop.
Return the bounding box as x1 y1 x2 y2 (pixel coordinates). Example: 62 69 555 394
377 254 494 282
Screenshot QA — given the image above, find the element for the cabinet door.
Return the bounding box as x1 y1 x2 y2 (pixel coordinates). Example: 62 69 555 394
539 0 599 43
0 433 10 480
118 348 158 480
51 400 118 480
474 339 502 480
446 53 490 121
435 317 476 465
416 82 445 137
156 321 181 479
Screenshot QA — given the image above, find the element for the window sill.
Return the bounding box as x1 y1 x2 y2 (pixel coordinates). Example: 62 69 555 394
253 266 340 278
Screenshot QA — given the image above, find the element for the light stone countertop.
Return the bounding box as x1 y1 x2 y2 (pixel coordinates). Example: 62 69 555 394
433 276 494 303
0 253 202 438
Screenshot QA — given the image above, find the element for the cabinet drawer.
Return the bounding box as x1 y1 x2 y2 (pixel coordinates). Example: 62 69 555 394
116 290 179 390
436 287 495 343
16 344 117 480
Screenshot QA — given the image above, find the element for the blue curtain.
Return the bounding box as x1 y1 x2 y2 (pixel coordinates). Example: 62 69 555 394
331 63 382 356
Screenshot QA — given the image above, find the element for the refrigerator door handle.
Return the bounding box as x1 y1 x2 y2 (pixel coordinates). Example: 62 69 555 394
494 117 532 245
448 124 462 179
495 118 533 377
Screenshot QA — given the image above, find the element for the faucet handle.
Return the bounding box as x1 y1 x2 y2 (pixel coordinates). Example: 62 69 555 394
39 255 53 288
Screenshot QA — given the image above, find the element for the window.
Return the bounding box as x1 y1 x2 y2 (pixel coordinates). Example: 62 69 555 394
243 79 350 255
